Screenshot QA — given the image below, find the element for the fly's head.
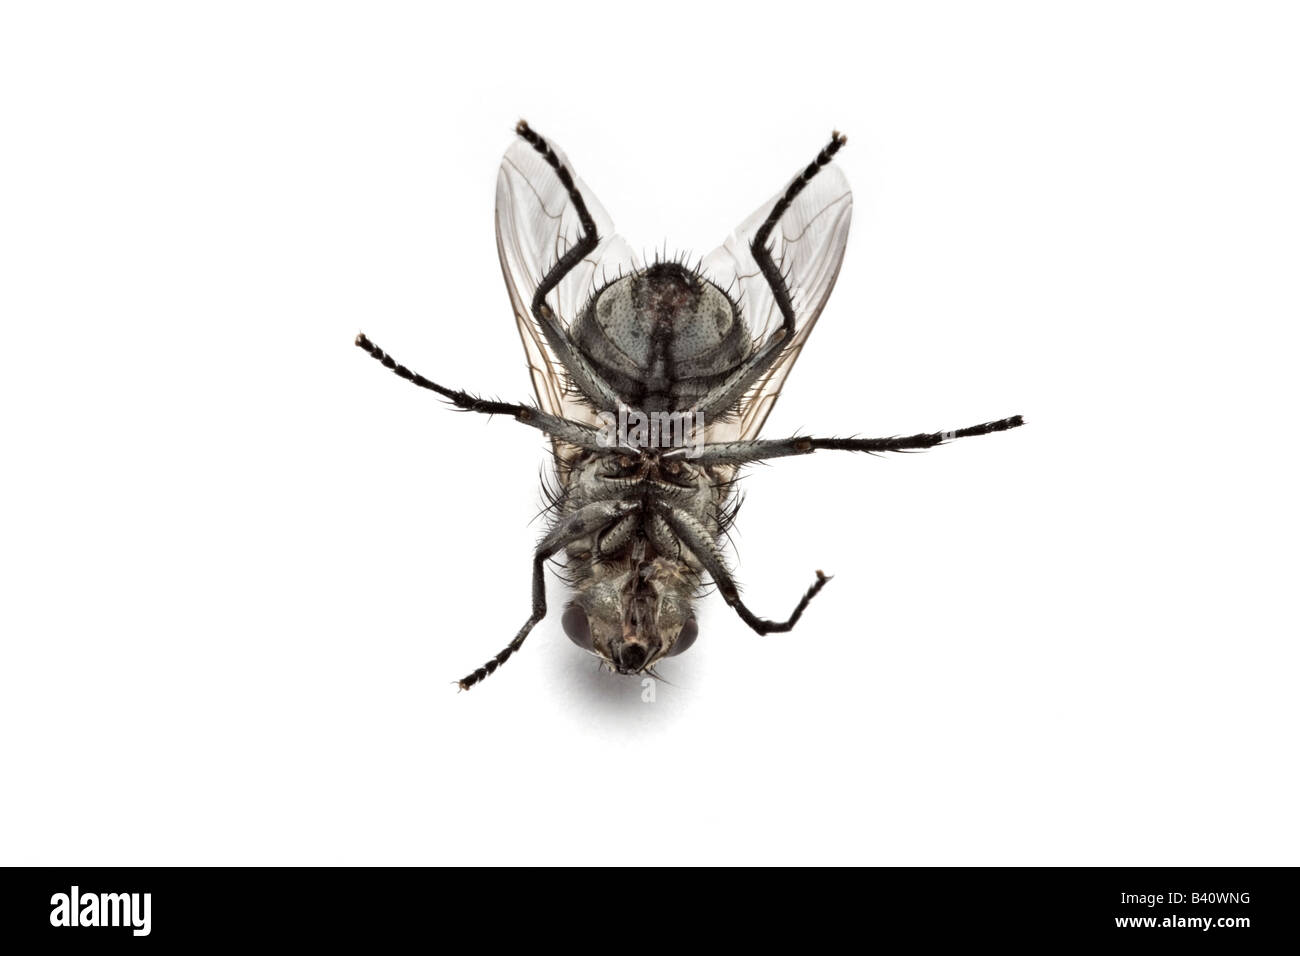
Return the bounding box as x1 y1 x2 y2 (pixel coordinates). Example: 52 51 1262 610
562 556 699 674
559 466 702 677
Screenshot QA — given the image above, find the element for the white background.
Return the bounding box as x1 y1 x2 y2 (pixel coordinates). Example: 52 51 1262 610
2 2 1296 865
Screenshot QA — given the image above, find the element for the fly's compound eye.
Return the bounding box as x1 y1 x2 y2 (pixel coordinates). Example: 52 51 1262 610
667 616 698 657
562 606 594 650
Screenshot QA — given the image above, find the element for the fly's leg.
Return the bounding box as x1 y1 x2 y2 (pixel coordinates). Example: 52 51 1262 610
730 571 830 635
690 415 1026 466
511 121 625 411
457 500 639 691
514 120 598 308
354 334 606 451
751 131 847 337
690 132 848 423
456 548 549 692
651 502 830 636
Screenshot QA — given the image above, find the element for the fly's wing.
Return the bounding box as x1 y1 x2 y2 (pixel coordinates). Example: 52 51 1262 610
495 135 640 429
700 165 852 442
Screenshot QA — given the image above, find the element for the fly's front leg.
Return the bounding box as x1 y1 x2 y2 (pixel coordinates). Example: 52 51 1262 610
651 502 830 636
355 333 606 451
691 415 1025 467
456 499 639 691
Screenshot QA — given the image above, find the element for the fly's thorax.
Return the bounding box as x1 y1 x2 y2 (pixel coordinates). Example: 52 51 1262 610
562 450 719 516
571 262 752 409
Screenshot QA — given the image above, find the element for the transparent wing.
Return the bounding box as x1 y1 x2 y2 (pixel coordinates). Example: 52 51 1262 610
495 135 640 429
700 165 852 442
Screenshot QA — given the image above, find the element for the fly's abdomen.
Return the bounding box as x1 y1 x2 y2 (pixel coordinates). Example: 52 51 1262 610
572 262 751 410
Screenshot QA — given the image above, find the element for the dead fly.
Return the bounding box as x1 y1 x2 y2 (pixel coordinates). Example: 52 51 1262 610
356 121 1024 691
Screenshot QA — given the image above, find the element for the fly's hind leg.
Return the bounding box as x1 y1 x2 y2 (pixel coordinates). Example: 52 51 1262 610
511 121 625 411
513 120 598 308
751 131 847 338
691 132 848 423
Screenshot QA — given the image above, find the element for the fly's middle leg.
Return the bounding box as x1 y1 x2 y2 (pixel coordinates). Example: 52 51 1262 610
688 415 1027 466
354 333 606 451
